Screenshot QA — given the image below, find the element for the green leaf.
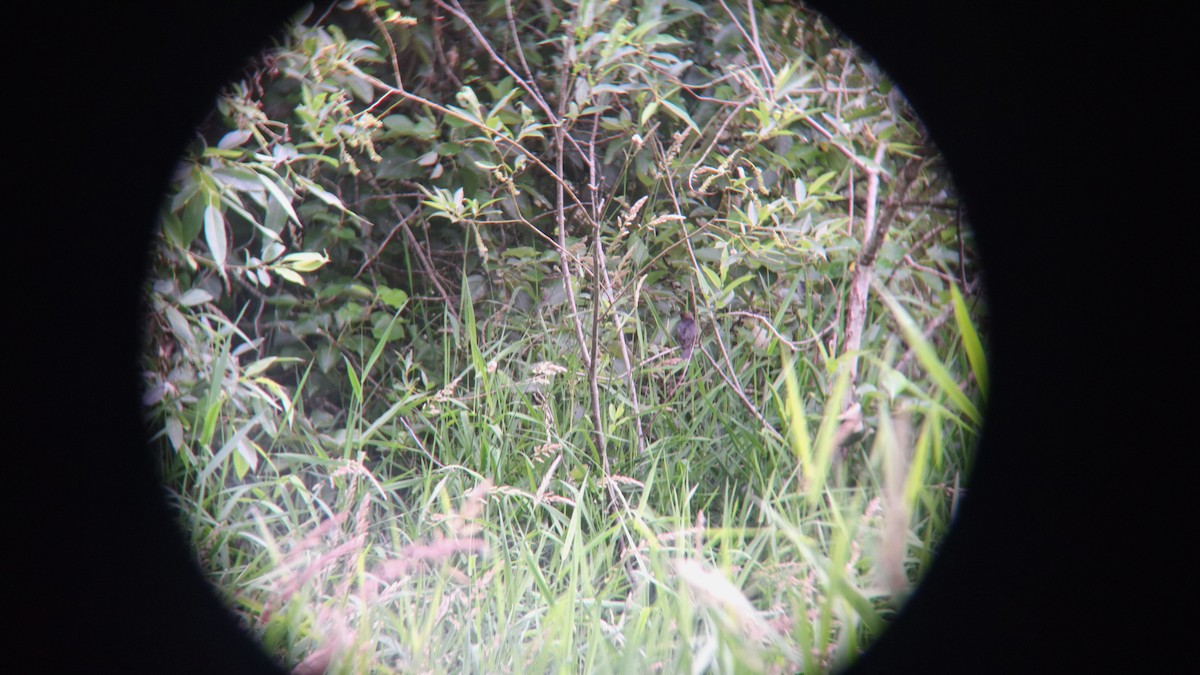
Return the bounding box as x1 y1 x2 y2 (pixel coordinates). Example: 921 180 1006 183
951 283 988 401
169 167 202 212
163 305 194 347
335 301 365 327
256 172 301 226
371 311 406 342
782 353 814 477
235 437 260 475
200 147 244 159
807 170 837 195
160 211 188 249
342 353 363 403
203 203 227 270
874 281 981 425
211 165 264 193
217 129 252 149
273 267 305 286
639 101 659 127
378 286 409 310
242 356 301 379
279 251 331 272
807 360 853 506
382 114 438 140
658 98 700 136
198 335 232 449
294 175 346 210
487 86 521 123
165 416 184 451
178 288 214 307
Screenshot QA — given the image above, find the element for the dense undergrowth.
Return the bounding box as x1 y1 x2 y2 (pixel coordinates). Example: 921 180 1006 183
142 1 985 672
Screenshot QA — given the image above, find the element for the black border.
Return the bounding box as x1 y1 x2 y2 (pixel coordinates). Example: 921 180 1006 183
12 1 1168 672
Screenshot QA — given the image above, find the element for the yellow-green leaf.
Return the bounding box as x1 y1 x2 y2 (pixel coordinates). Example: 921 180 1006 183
874 281 981 425
658 98 700 136
951 283 988 401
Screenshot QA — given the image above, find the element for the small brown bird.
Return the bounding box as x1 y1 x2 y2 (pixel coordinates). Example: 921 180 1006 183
675 311 699 359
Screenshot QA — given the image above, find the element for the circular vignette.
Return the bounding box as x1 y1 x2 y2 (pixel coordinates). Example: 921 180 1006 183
140 2 988 673
18 1 1123 672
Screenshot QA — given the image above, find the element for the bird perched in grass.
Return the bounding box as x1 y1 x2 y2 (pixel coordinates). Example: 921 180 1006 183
646 310 701 430
675 311 699 359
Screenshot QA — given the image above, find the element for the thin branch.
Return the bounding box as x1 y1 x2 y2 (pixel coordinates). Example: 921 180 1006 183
834 48 854 120
502 0 556 131
440 0 592 167
884 221 949 287
362 5 405 91
660 145 781 444
550 82 594 376
835 146 924 447
351 69 596 227
354 202 417 279
803 116 875 173
901 255 958 285
585 112 646 454
357 167 460 324
725 311 800 351
716 0 775 99
895 278 981 375
687 96 755 193
588 155 605 463
842 142 890 391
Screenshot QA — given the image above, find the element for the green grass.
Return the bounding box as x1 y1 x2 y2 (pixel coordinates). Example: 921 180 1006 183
158 274 981 674
139 2 986 669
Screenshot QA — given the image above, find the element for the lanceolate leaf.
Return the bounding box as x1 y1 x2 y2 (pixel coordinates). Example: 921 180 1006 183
203 202 227 271
874 281 981 425
256 172 301 227
217 128 253 149
280 251 331 272
178 288 214 307
273 267 305 286
951 283 988 401
659 98 700 136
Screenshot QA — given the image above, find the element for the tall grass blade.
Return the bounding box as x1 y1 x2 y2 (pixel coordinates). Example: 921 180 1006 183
873 281 981 425
951 282 988 402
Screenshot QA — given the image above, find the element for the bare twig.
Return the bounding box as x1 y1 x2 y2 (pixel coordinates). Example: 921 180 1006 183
716 0 775 99
440 0 591 166
351 69 596 226
588 168 606 465
362 4 405 91
429 2 464 90
585 114 647 454
536 42 604 470
834 48 854 120
725 310 801 351
836 145 924 447
353 202 417 279
687 96 755 193
357 167 460 324
883 221 949 287
895 277 981 375
551 78 594 376
659 152 782 444
901 255 957 285
842 144 894 379
803 116 876 173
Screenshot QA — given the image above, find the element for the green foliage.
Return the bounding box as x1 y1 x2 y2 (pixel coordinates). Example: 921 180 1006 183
143 0 985 672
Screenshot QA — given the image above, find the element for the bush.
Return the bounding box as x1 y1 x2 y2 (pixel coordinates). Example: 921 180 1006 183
143 1 985 672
